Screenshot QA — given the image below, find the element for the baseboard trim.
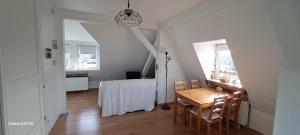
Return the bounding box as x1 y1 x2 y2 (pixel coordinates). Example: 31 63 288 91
249 108 274 135
48 113 66 135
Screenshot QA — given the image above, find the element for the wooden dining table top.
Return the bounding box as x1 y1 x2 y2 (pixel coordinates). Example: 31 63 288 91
175 87 232 109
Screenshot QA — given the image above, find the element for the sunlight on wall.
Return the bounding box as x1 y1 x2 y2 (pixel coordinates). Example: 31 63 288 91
193 39 241 86
193 39 226 79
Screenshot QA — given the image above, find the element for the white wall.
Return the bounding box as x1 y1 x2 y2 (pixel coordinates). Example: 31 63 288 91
273 67 300 135
36 0 64 133
64 20 96 42
264 0 300 134
264 0 300 71
81 23 156 88
163 0 283 134
155 27 187 104
290 0 300 34
55 9 67 115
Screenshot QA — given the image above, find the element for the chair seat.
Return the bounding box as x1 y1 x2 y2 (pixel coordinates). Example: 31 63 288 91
177 98 193 107
190 109 221 121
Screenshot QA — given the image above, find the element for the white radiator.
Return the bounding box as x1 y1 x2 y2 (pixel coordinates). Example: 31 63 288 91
238 101 250 126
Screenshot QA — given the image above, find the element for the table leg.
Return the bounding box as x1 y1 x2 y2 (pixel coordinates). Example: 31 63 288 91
174 95 177 124
197 108 202 135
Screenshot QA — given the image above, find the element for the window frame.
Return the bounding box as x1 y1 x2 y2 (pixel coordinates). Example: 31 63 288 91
215 43 230 77
214 44 241 85
64 40 100 71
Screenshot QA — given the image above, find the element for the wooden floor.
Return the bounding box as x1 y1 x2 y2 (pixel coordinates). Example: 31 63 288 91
50 89 262 135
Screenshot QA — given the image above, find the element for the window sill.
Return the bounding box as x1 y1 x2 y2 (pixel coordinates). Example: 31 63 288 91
206 79 245 92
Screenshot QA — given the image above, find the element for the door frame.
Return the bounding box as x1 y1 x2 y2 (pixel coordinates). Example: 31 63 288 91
0 38 4 135
57 17 67 114
0 22 6 135
33 0 47 133
0 79 3 135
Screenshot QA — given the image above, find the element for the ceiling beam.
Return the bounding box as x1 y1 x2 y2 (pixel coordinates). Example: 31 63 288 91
141 33 159 77
130 26 157 58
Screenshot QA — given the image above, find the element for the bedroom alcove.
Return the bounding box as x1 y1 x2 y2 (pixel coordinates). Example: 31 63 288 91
61 17 166 117
49 1 199 134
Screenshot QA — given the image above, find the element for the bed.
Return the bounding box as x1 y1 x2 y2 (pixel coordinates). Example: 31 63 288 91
98 79 156 117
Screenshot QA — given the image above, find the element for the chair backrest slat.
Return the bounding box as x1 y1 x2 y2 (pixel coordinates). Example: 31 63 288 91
174 81 186 91
208 96 227 120
229 91 244 113
191 80 201 89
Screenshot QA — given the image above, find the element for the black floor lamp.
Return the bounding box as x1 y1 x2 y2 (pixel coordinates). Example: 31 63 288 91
161 51 171 110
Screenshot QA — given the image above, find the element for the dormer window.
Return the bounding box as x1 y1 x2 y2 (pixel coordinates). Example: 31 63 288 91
214 44 241 86
64 19 100 71
193 39 242 87
64 40 100 71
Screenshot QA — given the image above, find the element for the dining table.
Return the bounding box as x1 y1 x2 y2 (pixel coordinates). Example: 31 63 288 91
174 87 232 133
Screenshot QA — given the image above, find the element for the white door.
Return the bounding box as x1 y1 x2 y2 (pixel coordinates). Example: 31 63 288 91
0 98 2 135
0 115 2 135
0 0 46 134
0 68 3 135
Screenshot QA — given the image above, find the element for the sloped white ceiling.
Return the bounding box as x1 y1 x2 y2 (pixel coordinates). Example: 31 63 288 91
52 0 204 23
64 19 97 42
81 23 156 81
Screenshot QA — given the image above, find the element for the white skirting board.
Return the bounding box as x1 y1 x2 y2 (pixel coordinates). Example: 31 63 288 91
236 101 274 135
46 113 60 134
231 101 274 135
249 108 274 135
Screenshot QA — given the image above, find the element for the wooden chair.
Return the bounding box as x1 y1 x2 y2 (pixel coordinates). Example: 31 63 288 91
224 91 244 135
189 96 228 135
191 80 202 89
174 81 193 126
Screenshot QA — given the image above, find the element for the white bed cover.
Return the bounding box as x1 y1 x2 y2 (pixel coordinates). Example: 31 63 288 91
98 79 156 117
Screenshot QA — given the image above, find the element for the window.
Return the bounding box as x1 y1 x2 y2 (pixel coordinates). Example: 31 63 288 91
215 44 241 85
193 39 242 87
65 40 100 71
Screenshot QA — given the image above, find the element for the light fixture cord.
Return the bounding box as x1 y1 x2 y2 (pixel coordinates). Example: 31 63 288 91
127 0 130 9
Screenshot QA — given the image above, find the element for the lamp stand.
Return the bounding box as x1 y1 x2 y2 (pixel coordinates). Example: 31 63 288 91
161 51 171 110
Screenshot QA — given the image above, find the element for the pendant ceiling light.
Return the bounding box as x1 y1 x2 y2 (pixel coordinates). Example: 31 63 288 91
114 0 143 27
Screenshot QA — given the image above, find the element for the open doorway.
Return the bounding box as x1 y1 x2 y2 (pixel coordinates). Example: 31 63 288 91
0 59 3 135
63 19 100 114
51 16 158 134
0 80 3 135
0 105 2 135
0 29 4 135
61 18 157 116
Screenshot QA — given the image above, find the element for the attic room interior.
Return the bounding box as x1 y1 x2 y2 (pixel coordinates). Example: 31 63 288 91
0 0 299 135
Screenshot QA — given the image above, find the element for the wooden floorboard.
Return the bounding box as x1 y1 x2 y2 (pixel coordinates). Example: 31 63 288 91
50 89 262 135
